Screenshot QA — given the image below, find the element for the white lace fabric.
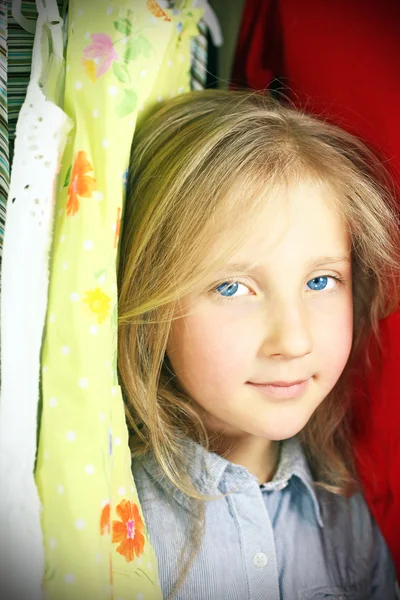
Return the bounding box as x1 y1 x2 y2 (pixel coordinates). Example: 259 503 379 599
0 2 72 598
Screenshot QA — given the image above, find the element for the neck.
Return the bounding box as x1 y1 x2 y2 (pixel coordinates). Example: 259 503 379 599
209 434 281 485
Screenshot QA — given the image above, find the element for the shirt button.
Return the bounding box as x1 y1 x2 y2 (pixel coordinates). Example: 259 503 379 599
253 552 268 568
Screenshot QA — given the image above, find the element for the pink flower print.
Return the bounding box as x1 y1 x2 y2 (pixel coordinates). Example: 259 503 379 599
83 34 118 79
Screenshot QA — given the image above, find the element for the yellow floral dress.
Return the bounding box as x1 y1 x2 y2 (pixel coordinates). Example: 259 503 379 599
35 1 202 599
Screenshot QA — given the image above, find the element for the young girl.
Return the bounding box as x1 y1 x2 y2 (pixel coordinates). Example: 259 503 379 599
118 90 400 599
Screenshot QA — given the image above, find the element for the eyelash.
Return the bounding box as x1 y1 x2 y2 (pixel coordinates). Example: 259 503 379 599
210 275 346 302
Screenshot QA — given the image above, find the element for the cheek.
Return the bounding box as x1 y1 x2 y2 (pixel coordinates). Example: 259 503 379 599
167 311 253 397
315 300 354 384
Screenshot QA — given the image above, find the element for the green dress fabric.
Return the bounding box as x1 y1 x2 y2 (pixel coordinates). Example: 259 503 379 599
35 1 202 598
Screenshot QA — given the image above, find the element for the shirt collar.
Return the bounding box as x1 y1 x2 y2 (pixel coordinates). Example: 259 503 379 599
141 435 324 527
261 436 324 528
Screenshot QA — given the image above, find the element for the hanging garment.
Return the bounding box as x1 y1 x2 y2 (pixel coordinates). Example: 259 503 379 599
231 0 400 578
191 19 208 89
204 26 219 88
35 1 202 599
0 1 72 599
6 0 65 163
6 0 37 165
0 0 8 254
190 19 220 90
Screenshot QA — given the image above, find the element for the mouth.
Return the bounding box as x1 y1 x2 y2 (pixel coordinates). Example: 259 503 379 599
247 378 311 399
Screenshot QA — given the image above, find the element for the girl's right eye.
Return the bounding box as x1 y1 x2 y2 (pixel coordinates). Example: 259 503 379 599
214 281 252 299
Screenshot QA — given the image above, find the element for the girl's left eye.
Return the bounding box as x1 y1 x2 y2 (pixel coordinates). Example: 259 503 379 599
214 281 252 298
306 276 338 291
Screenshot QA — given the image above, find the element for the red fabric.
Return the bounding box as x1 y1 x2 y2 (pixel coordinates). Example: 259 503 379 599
232 0 400 577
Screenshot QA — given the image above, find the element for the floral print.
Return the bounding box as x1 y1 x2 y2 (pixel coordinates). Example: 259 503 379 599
82 58 97 83
83 288 111 323
122 168 128 190
36 0 201 597
112 499 146 562
66 151 96 216
100 503 111 535
114 207 121 249
83 34 119 80
146 0 171 21
81 18 155 117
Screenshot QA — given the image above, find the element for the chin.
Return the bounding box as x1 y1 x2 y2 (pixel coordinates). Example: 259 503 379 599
254 414 314 442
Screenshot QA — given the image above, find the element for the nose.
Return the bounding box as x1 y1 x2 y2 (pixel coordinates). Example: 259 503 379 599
260 298 313 359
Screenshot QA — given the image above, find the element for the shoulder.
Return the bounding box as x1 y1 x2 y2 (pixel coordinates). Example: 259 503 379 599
131 454 173 508
315 486 396 594
317 486 378 541
315 485 382 553
131 453 193 529
131 454 198 597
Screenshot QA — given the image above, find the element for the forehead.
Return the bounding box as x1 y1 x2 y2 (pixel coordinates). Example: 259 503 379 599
212 179 350 268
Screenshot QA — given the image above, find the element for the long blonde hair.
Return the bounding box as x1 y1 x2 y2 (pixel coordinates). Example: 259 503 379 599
118 90 400 503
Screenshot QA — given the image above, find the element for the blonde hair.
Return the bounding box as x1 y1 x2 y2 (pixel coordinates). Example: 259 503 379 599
118 88 400 510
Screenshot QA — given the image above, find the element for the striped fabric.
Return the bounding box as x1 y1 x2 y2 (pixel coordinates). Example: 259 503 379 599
6 0 37 165
0 0 8 253
7 0 64 164
191 18 208 90
3 0 65 261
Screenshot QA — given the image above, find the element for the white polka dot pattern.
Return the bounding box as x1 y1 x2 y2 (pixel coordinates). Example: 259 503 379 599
35 1 203 599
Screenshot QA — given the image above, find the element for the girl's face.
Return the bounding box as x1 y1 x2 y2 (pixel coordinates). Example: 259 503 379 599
167 181 353 442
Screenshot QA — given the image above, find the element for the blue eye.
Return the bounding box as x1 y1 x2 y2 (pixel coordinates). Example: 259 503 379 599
215 281 251 298
307 276 334 291
216 282 239 297
215 277 339 298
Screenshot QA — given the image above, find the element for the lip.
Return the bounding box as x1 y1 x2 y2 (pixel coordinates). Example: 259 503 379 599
247 378 310 399
254 380 306 387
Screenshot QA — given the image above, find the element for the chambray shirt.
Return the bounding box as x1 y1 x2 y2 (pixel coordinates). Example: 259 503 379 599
132 437 396 600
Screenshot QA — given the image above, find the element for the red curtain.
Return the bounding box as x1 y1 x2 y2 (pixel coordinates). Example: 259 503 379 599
231 0 400 577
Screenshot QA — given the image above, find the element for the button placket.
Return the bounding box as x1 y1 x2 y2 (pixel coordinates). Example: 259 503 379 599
225 476 280 600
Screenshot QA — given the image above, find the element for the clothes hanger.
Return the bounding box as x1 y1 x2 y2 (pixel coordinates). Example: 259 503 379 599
193 0 223 47
11 0 37 34
12 0 64 56
36 0 64 59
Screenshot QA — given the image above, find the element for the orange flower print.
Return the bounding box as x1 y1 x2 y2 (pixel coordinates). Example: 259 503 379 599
146 0 171 21
112 499 146 562
100 503 111 536
114 207 121 249
66 151 96 216
83 288 111 324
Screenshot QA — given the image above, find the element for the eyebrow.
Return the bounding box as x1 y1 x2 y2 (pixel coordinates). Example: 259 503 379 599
311 255 352 268
215 255 351 275
213 262 263 276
